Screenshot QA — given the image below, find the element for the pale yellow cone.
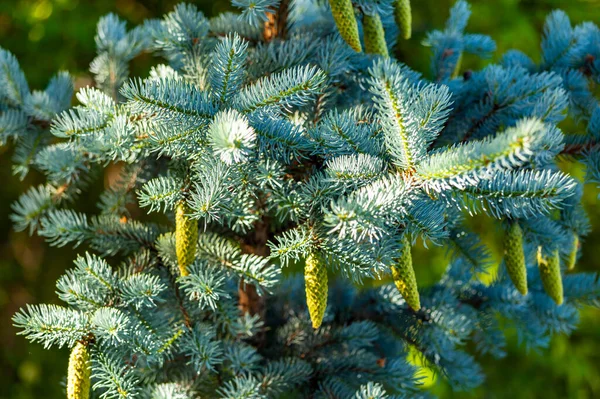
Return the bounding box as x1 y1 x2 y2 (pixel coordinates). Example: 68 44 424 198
175 200 198 277
538 247 564 305
390 235 420 310
329 0 362 52
305 252 328 329
567 233 579 271
393 0 412 40
67 341 91 399
503 222 528 295
363 13 389 57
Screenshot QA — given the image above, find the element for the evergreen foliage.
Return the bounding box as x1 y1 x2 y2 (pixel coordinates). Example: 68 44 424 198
3 0 600 397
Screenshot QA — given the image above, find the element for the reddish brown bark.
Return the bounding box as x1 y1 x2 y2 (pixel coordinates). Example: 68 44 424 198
238 216 270 317
262 0 289 42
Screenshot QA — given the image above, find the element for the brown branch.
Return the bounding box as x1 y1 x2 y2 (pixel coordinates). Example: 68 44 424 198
460 102 499 143
239 215 270 316
561 141 599 156
313 93 327 124
238 281 264 315
173 275 192 329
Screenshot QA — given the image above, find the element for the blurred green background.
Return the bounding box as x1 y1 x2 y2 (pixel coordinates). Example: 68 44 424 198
0 0 599 398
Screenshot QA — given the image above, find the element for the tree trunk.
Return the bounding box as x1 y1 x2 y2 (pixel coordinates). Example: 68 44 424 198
263 0 289 42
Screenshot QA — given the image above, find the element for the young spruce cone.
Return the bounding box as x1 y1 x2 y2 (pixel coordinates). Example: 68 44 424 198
390 235 420 310
328 0 362 52
503 221 528 295
567 233 579 270
393 0 412 39
363 12 389 57
67 341 91 399
176 200 198 277
305 251 328 329
537 247 564 305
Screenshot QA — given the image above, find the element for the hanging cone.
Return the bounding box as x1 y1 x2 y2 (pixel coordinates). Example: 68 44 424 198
393 0 412 40
363 12 389 57
67 341 91 399
328 0 362 52
175 200 198 277
567 233 579 271
305 251 328 329
537 247 564 305
503 221 528 295
390 235 420 310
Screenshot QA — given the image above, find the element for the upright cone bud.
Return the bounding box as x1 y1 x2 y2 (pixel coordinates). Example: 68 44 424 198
67 341 91 399
503 221 528 295
363 12 389 57
390 235 420 310
452 52 463 79
393 0 412 40
176 200 198 277
537 247 564 305
305 251 328 329
567 233 579 271
328 0 362 52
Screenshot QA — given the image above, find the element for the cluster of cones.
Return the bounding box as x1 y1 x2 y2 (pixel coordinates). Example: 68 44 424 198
305 234 418 329
329 0 412 57
504 221 577 306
